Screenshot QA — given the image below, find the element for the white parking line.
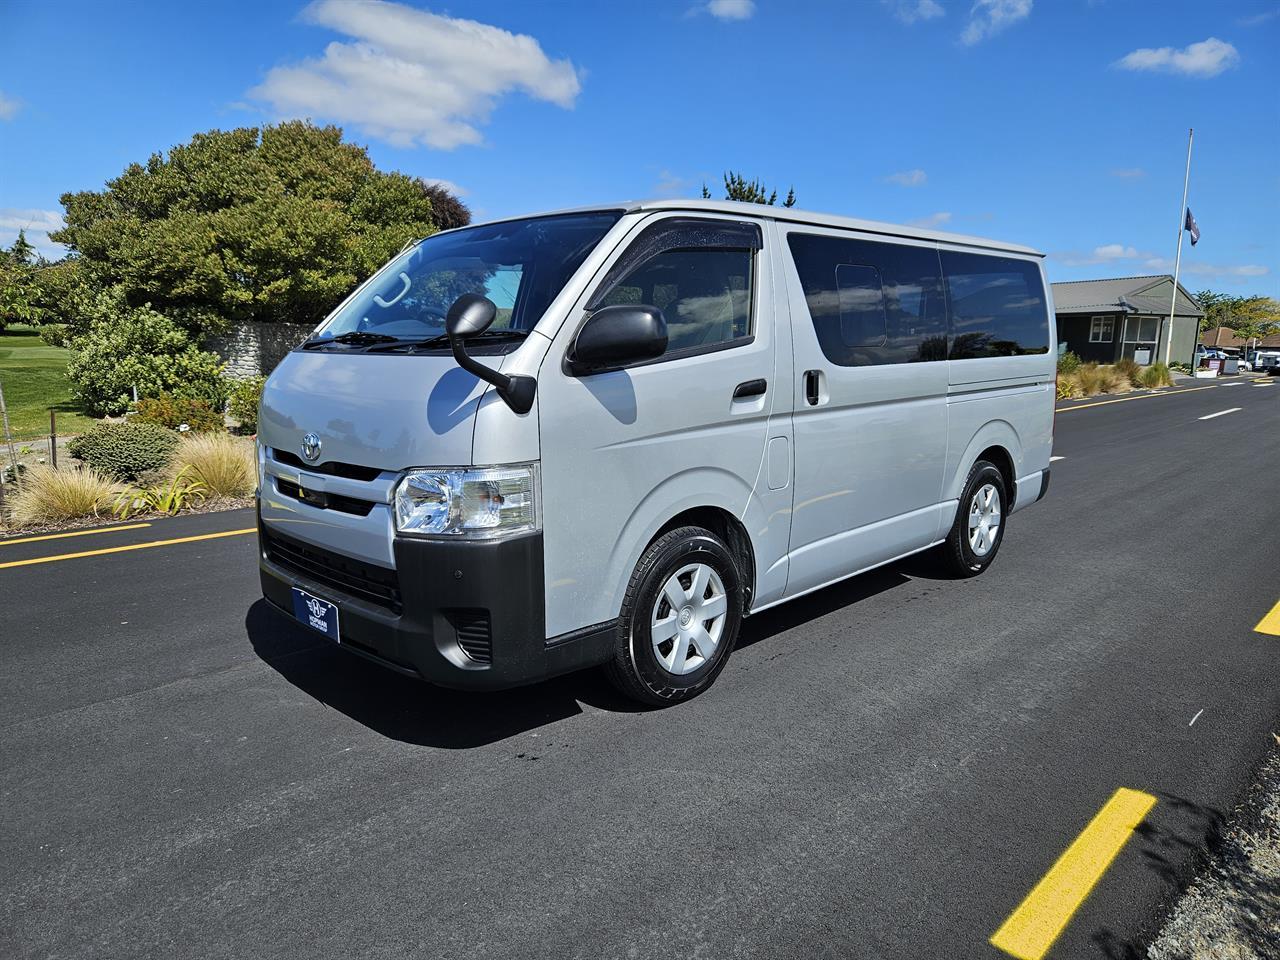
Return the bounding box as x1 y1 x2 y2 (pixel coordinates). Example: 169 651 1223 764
1189 709 1204 726
1219 382 1243 387
1198 408 1242 421
1050 456 1066 462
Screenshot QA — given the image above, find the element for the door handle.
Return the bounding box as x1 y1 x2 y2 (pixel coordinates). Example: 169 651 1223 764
804 370 821 406
732 378 768 400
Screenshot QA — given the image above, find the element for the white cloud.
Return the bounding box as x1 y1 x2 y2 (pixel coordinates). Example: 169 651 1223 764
422 177 467 196
1115 37 1240 78
1109 167 1146 179
1053 244 1269 280
706 0 755 20
1147 257 1270 279
248 0 582 150
961 0 1032 45
1238 8 1279 26
0 208 67 259
885 0 945 24
654 170 690 197
0 91 19 121
886 168 928 187
909 211 952 228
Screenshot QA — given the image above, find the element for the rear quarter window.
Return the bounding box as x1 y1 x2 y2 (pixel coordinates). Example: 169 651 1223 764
941 251 1049 359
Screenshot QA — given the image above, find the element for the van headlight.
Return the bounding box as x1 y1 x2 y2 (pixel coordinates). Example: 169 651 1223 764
394 465 538 538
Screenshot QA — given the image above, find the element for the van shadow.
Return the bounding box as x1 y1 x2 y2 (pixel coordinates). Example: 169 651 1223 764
246 554 944 750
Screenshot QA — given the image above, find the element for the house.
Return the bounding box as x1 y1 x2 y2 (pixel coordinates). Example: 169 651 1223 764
1199 325 1280 356
1050 275 1203 366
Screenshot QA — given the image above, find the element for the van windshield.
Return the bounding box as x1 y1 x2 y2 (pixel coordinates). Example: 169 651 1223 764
314 212 621 342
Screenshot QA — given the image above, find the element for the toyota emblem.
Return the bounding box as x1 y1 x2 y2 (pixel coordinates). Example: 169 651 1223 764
300 432 322 462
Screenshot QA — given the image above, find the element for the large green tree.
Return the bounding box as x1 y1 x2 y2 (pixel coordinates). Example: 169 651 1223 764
0 230 45 331
701 171 797 207
1195 289 1280 342
51 121 469 332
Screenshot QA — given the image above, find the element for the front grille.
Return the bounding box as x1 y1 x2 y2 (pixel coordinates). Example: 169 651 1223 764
272 448 384 482
450 610 492 664
276 478 375 517
263 527 402 613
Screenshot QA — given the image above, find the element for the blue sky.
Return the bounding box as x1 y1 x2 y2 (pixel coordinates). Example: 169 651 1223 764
1 0 1277 296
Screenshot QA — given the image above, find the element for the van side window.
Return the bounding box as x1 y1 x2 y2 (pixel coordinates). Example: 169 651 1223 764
588 218 760 357
787 233 947 366
940 251 1050 358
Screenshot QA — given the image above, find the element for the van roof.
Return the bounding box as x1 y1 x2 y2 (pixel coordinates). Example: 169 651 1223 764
472 198 1044 258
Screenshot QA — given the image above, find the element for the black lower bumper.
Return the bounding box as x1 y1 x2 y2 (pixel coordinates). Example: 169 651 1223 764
258 517 613 690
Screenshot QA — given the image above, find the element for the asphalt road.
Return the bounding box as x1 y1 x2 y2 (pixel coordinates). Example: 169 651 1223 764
3 378 1278 960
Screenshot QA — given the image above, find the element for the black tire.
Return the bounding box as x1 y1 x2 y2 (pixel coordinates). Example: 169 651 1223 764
937 460 1008 578
605 526 744 706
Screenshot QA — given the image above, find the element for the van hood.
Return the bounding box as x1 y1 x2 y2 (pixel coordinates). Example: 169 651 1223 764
259 350 492 472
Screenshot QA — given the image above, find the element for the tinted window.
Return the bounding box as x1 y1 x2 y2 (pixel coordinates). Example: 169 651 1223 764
941 251 1049 359
787 233 947 366
594 219 757 355
599 249 752 352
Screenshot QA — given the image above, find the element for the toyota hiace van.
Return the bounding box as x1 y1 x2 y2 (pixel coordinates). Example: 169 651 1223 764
257 200 1055 704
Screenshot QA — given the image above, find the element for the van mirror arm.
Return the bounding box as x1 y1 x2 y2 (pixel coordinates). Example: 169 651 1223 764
444 292 536 415
447 336 537 415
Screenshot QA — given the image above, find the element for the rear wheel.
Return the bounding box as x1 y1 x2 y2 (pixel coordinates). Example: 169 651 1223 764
605 526 743 706
937 460 1007 578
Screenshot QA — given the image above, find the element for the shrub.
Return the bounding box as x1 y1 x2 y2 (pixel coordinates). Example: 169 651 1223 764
8 465 120 526
226 376 265 433
114 466 207 519
1139 362 1173 388
38 323 70 347
69 420 179 482
65 291 227 416
172 433 255 497
1056 377 1078 400
1056 351 1082 375
133 394 225 433
1168 361 1191 374
1098 365 1129 393
1074 363 1103 396
1114 357 1142 387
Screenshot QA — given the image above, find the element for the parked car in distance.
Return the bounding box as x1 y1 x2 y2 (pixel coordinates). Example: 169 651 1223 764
256 199 1057 705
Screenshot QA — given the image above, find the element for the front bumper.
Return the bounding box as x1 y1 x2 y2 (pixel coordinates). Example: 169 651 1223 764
258 515 613 690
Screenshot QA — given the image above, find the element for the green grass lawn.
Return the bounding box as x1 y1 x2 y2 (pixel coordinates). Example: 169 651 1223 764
0 325 96 441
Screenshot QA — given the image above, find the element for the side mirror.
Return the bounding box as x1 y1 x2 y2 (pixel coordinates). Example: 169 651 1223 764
444 293 535 415
446 292 497 338
568 304 668 374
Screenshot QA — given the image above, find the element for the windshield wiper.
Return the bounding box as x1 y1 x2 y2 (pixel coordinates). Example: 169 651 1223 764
301 331 400 350
365 329 530 353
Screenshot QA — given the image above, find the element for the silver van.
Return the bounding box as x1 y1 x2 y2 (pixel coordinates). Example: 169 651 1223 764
257 200 1055 704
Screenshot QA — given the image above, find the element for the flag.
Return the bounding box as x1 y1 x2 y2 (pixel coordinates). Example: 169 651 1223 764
1184 208 1200 246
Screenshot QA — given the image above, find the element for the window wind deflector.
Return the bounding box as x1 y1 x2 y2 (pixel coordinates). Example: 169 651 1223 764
302 331 400 349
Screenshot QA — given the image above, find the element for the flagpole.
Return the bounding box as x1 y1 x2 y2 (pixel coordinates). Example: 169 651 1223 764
1165 127 1193 366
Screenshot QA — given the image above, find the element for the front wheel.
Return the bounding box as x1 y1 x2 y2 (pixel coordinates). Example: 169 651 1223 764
605 526 743 706
937 460 1008 578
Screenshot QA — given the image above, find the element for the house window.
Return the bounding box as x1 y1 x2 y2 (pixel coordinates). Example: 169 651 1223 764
1089 316 1114 343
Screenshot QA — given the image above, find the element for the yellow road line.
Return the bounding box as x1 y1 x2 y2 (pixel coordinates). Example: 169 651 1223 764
1 522 152 547
1057 385 1219 413
1254 599 1280 637
990 787 1157 960
0 527 256 570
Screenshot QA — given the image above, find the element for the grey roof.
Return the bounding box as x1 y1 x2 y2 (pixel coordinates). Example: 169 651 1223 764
1051 275 1204 318
468 199 1043 258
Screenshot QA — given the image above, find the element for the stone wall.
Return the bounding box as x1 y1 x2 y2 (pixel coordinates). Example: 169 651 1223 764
207 321 315 379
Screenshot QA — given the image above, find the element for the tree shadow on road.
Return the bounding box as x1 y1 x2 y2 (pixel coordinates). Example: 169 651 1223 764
1088 790 1230 960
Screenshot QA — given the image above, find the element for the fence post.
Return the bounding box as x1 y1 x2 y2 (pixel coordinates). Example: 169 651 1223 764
50 408 58 469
